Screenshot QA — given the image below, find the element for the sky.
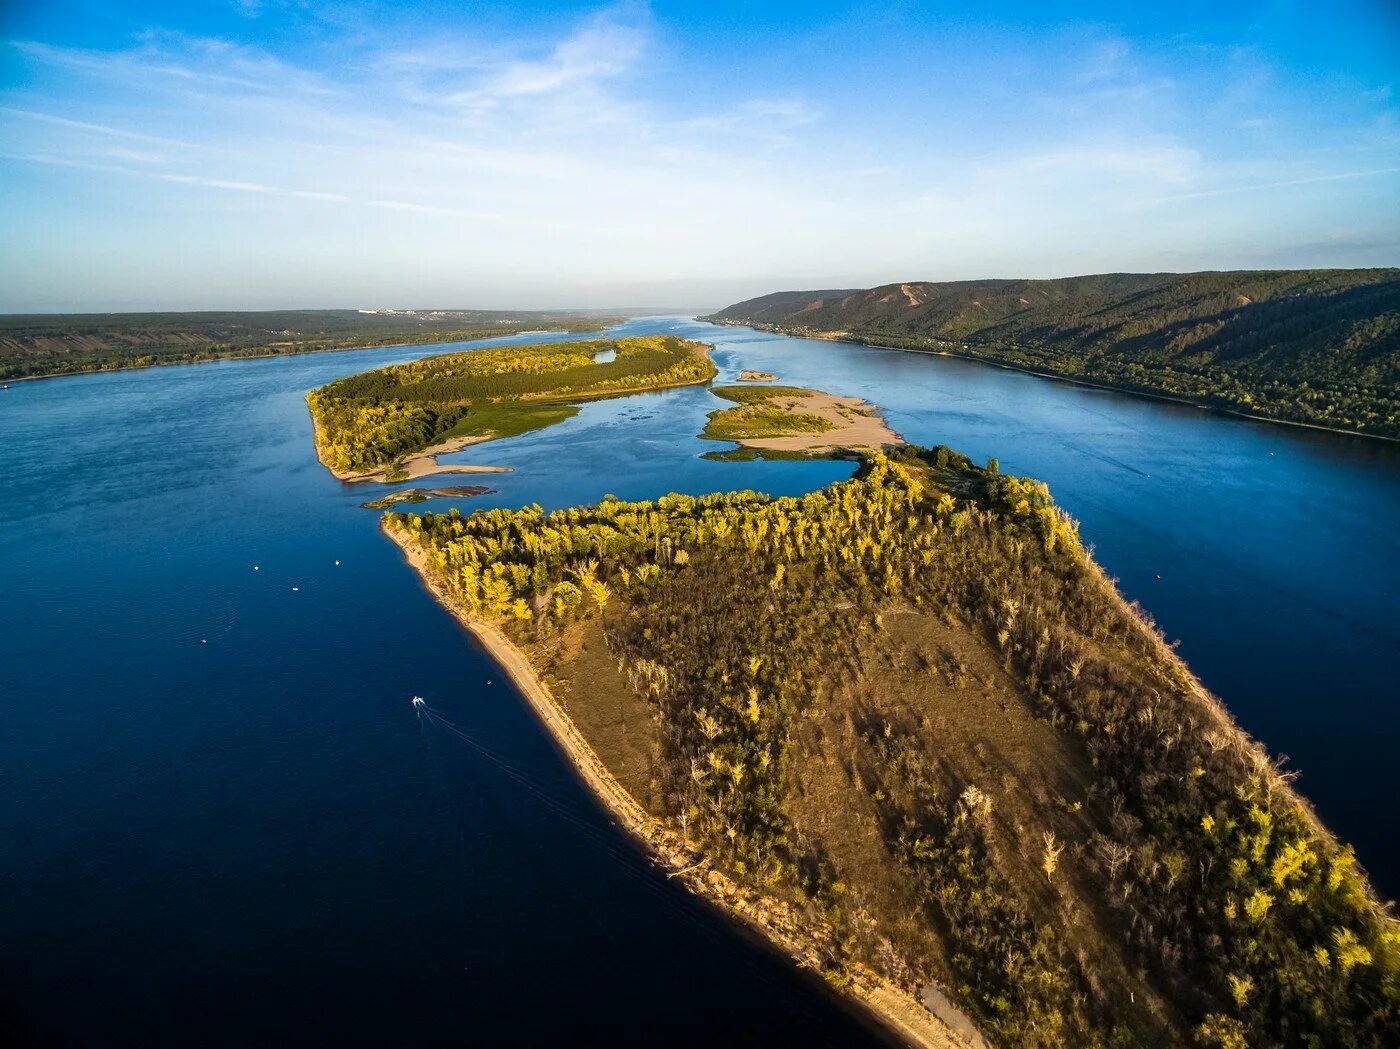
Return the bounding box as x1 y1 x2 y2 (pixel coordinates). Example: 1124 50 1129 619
1 0 1397 312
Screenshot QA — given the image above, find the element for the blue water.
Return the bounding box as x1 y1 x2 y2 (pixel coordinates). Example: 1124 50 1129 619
2 317 1397 1045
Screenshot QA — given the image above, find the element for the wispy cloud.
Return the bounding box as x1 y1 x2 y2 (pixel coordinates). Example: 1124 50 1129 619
0 105 191 146
449 4 648 109
1152 167 1400 203
1 1 1396 310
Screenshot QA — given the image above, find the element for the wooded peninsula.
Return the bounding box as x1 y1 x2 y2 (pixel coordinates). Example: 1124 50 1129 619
705 269 1400 438
385 441 1399 1048
307 335 717 480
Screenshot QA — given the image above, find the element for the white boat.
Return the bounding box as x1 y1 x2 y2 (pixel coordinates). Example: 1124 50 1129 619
412 696 425 708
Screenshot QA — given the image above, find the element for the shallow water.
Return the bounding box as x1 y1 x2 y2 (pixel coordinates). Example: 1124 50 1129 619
2 317 1396 1045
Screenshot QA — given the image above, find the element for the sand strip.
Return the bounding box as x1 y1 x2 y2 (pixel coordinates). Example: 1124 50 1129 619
308 411 512 483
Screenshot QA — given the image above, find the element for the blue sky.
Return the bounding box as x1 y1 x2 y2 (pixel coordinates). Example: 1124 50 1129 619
1 0 1397 311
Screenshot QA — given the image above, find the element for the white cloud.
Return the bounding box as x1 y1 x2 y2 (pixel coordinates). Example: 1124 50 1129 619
1 3 1396 310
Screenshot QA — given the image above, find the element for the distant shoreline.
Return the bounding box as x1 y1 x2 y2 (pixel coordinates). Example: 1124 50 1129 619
704 318 1400 445
382 521 967 1049
1 325 601 386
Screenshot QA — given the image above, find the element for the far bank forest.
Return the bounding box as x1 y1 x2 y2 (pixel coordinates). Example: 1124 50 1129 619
707 269 1400 438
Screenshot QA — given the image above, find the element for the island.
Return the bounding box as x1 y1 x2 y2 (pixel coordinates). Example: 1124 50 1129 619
703 269 1400 439
307 335 717 481
359 485 494 510
700 384 901 460
383 427 1399 1047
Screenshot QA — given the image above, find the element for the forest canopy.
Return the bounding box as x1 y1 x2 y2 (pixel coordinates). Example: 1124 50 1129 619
0 308 617 381
390 448 1398 1047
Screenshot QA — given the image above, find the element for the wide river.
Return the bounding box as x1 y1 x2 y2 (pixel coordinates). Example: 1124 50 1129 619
3 317 1397 1045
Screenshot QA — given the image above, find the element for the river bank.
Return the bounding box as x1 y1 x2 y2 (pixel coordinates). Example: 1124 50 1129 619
1 325 616 386
706 319 1399 445
382 521 973 1049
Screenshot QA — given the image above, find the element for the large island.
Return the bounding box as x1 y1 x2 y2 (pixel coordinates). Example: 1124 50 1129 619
307 335 717 481
380 391 1399 1046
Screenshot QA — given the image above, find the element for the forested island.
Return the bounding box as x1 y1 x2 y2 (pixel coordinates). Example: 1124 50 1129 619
308 335 716 480
704 269 1400 438
0 308 619 381
386 443 1399 1048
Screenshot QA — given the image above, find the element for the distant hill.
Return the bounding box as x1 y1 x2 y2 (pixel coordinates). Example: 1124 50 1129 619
705 270 1400 437
0 308 620 381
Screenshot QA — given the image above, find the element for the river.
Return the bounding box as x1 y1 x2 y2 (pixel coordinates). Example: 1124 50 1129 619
2 316 1396 1045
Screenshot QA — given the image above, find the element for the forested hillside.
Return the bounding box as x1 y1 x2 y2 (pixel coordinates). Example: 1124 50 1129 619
389 450 1399 1048
0 308 616 381
705 270 1400 437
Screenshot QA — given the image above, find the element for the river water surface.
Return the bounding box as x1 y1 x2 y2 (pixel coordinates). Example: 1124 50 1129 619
3 317 1397 1045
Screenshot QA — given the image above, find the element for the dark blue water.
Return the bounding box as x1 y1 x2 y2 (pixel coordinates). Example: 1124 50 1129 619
2 317 1397 1045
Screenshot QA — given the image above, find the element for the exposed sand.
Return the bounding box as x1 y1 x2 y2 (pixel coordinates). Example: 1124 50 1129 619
357 434 511 483
735 389 903 454
383 522 970 1049
738 369 778 382
310 415 512 484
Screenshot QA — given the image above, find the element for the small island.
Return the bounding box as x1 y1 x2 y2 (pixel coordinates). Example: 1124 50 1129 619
700 384 901 460
308 335 717 481
738 369 778 382
385 439 1398 1049
360 484 494 510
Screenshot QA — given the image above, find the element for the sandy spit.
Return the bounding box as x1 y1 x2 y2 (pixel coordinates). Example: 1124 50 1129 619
307 410 512 484
734 389 903 454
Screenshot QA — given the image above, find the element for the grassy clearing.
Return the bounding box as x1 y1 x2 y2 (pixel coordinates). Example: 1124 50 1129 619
713 384 816 404
441 402 581 442
702 386 835 442
703 402 836 441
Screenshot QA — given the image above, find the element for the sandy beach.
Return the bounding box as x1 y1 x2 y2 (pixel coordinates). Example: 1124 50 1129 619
338 433 512 483
730 388 904 455
308 411 512 483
